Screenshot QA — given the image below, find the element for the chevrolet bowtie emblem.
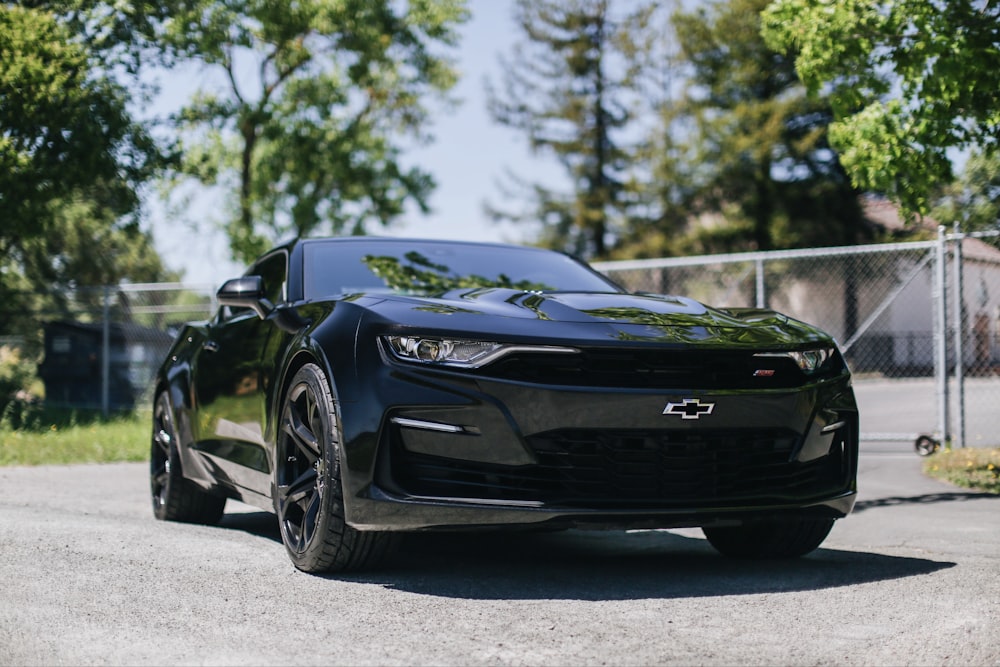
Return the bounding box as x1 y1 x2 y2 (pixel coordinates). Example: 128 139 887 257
662 398 715 420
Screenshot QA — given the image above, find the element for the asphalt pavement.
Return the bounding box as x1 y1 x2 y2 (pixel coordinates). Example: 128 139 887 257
854 376 1000 448
0 449 998 666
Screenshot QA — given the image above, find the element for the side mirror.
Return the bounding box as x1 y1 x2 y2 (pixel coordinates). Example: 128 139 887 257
217 276 273 319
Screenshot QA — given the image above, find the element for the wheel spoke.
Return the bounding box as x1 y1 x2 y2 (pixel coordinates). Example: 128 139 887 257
300 491 320 546
152 428 171 457
150 468 169 507
306 391 316 429
284 467 318 505
282 398 320 465
277 480 317 554
282 516 305 551
152 469 168 488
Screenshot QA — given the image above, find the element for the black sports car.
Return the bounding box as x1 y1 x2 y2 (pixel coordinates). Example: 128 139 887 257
150 237 858 572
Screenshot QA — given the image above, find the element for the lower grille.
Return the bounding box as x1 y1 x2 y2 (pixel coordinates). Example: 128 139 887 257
389 427 850 508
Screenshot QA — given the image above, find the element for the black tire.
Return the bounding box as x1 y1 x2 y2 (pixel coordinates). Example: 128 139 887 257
702 518 835 559
150 392 226 524
274 363 398 573
915 435 940 457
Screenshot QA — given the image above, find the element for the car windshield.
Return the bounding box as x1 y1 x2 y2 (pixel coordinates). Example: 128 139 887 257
302 240 622 299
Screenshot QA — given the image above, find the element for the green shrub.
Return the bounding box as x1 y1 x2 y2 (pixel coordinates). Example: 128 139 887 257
923 447 1000 494
0 345 39 419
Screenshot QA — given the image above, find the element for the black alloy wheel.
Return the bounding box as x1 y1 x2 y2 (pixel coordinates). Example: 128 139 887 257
150 392 226 524
274 363 397 573
702 517 835 559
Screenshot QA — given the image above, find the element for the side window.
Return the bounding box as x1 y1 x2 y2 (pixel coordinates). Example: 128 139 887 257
255 252 288 305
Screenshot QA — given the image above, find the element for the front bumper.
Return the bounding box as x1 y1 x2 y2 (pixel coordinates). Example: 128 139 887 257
338 357 859 532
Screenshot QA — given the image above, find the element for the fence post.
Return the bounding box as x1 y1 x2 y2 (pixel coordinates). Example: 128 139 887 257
952 224 966 448
755 258 765 309
101 286 111 418
934 226 951 446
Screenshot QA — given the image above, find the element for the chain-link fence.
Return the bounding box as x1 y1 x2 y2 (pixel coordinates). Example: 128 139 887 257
1 283 216 415
595 227 1000 449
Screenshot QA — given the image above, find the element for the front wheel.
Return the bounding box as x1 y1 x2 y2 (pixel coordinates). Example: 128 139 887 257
150 392 226 524
702 518 835 559
274 363 398 573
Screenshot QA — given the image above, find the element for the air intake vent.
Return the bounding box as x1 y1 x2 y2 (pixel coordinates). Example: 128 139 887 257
390 427 850 508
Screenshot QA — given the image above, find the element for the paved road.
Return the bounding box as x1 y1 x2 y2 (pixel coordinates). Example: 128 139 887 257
854 377 1000 447
1 453 998 666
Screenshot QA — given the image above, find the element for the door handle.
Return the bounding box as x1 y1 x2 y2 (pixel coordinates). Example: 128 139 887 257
202 340 220 353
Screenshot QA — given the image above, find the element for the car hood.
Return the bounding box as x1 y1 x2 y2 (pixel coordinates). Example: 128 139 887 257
355 288 833 347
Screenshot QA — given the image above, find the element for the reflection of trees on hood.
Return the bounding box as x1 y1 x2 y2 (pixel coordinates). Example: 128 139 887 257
584 306 822 346
362 252 552 294
584 307 709 328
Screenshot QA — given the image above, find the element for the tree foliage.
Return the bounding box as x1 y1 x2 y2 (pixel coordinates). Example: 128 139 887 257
656 0 865 255
486 0 656 259
0 5 158 258
0 3 171 336
931 150 1000 231
18 0 181 72
161 0 468 263
490 0 869 261
762 0 1000 219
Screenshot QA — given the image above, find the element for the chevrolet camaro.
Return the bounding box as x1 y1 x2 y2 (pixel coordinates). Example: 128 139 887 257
150 237 858 572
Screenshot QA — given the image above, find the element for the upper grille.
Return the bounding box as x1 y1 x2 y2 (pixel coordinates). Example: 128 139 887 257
484 348 832 390
389 426 851 508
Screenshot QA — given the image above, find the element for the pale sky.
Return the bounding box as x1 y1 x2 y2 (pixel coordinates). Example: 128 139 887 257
148 1 560 286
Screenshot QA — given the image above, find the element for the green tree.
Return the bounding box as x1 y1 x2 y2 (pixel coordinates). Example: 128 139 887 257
932 150 1000 231
762 0 1000 219
656 0 865 255
0 4 170 333
0 5 159 267
18 1 180 72
161 0 468 263
486 0 656 259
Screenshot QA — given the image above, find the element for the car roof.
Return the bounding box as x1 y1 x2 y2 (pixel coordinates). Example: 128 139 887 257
294 236 556 254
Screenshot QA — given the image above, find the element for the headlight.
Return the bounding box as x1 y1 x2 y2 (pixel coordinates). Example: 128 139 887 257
381 335 577 368
754 347 835 374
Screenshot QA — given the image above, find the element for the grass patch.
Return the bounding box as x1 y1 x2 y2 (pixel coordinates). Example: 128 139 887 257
923 447 1000 494
0 409 150 466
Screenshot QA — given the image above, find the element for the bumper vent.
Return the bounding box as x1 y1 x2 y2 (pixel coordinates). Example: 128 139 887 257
389 427 852 508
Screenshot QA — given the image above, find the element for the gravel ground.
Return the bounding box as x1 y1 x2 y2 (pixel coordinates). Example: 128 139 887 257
1 452 998 666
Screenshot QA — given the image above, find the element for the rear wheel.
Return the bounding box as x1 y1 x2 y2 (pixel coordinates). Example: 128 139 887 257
274 363 397 573
150 392 226 524
702 518 834 559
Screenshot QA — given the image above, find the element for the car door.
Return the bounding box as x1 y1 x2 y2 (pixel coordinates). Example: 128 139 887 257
191 250 288 498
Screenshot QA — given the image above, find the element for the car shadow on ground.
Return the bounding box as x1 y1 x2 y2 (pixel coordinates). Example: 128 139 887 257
215 511 955 601
852 491 999 513
348 529 953 600
218 510 282 542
